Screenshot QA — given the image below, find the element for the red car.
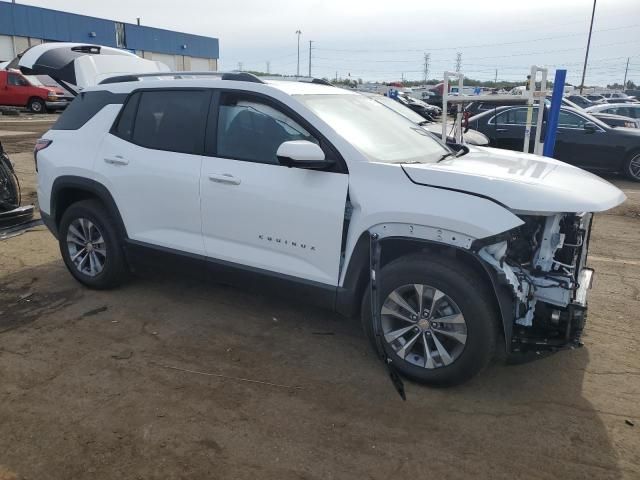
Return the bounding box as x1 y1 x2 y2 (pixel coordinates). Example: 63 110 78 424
0 69 69 113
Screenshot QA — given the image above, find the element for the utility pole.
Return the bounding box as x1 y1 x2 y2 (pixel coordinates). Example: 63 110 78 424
266 61 270 74
423 53 430 86
295 30 302 77
623 57 630 90
455 52 462 73
579 0 597 94
308 40 313 77
136 17 141 26
238 62 243 72
335 71 338 82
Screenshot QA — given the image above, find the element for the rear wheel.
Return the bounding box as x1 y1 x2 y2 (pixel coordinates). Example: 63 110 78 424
624 152 640 182
27 98 45 114
362 253 498 386
58 199 128 289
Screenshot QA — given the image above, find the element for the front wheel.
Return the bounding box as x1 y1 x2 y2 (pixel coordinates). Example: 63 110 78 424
27 98 45 114
362 253 498 386
624 152 640 182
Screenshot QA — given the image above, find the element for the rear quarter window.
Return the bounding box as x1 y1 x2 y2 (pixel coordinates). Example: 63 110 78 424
51 91 126 130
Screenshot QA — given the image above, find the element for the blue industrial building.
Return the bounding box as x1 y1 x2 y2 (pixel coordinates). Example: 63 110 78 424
0 1 219 71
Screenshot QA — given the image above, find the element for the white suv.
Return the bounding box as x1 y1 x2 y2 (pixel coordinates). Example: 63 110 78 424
36 72 625 386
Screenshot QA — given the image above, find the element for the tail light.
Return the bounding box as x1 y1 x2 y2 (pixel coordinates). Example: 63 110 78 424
33 139 52 172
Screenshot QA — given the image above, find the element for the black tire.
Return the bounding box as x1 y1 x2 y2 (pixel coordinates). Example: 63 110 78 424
58 199 129 289
0 158 20 211
623 151 640 182
27 97 45 114
361 253 498 386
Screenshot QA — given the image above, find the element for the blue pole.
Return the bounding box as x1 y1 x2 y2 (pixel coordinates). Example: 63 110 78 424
543 69 566 157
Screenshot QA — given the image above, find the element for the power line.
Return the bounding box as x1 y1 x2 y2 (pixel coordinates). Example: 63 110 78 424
313 23 640 54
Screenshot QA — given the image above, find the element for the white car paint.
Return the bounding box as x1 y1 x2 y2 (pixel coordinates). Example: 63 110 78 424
201 157 349 284
96 131 205 255
15 42 169 89
37 76 626 293
402 146 626 214
74 55 170 88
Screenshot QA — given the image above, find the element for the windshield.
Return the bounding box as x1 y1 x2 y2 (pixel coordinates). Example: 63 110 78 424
24 75 44 86
296 94 448 164
372 94 427 124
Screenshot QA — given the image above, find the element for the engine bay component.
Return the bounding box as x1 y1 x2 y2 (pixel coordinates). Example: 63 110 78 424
478 212 592 350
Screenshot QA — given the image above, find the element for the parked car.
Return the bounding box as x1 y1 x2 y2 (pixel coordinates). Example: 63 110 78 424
468 105 640 180
363 92 488 146
566 95 594 109
397 94 441 120
602 92 637 103
0 69 69 112
465 97 639 129
585 94 607 104
464 99 526 116
36 71 625 387
586 103 640 120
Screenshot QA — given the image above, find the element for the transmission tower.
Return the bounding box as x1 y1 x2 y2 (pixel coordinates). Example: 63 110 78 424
423 53 430 85
455 52 462 72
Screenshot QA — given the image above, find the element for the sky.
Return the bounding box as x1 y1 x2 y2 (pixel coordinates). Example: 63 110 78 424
15 0 640 86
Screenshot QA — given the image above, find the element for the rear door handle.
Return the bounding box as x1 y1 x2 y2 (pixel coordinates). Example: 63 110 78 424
104 155 129 166
495 128 508 133
208 173 241 185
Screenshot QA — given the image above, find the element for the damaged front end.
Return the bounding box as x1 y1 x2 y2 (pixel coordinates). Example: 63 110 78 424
477 213 593 353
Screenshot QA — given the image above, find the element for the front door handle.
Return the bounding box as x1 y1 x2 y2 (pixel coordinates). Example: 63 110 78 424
208 173 241 185
104 155 129 166
495 128 508 133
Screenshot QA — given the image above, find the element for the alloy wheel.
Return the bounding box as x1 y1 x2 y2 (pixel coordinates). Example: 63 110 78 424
66 218 106 277
381 284 468 369
629 154 640 180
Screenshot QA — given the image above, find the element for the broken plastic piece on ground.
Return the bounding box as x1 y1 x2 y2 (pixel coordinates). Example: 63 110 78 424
0 205 35 230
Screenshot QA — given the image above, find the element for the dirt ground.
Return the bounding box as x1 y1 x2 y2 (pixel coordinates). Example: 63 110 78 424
0 117 639 480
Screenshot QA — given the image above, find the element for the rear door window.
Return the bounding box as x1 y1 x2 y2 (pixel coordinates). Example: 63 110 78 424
128 90 210 155
113 92 140 140
493 108 538 125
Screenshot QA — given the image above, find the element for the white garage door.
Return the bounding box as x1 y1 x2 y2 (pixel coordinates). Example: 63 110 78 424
151 53 176 71
0 35 14 62
190 57 211 71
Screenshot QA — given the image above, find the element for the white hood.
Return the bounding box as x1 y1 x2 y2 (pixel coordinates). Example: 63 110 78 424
402 146 626 214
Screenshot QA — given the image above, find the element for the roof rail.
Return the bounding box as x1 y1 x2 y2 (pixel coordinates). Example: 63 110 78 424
257 75 336 87
97 71 332 87
98 70 269 85
99 71 221 85
220 72 264 83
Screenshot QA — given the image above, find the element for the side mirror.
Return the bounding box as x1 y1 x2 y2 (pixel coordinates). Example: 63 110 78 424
276 140 333 169
583 122 597 134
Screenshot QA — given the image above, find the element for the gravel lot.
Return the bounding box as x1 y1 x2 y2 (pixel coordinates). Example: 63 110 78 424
0 117 639 480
